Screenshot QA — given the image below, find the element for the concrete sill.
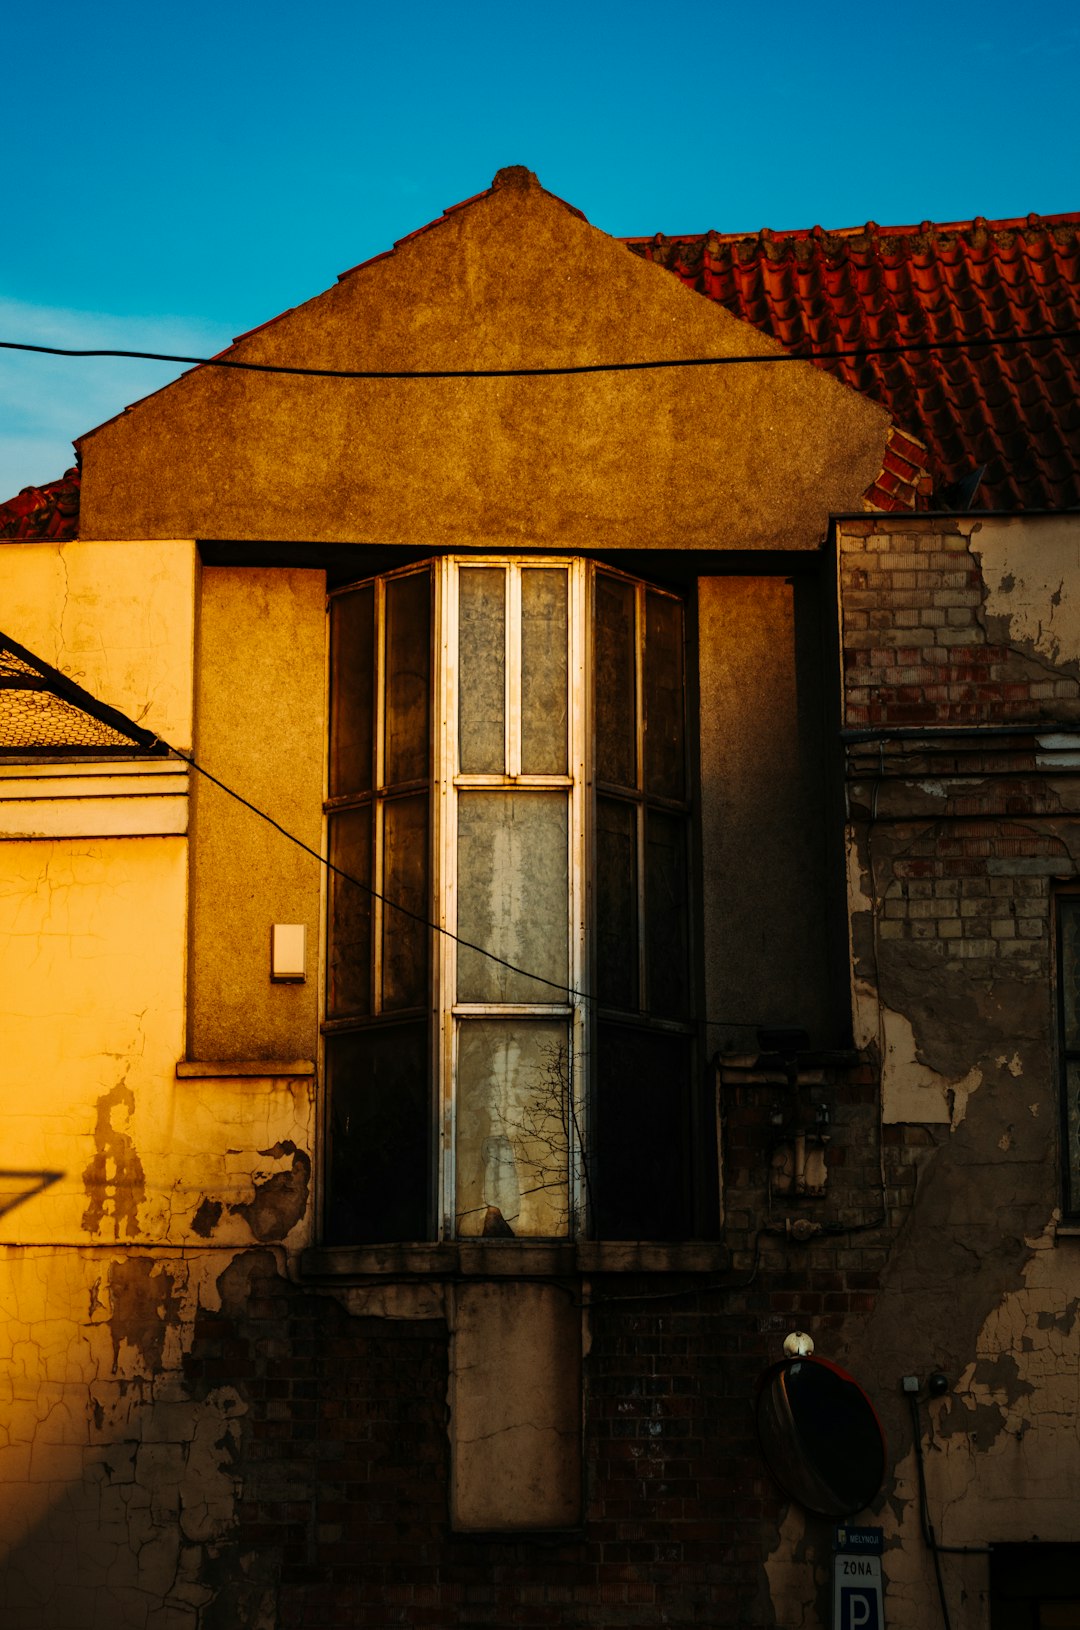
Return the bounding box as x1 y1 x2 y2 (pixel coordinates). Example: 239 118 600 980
176 1059 315 1079
301 1240 732 1280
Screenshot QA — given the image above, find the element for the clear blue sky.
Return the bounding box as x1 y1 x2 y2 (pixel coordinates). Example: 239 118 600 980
3 0 1077 499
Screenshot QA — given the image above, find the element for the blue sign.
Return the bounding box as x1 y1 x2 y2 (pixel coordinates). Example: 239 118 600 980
835 1526 884 1554
836 1585 881 1630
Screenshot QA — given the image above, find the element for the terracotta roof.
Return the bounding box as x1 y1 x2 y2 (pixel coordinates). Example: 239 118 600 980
625 214 1080 511
0 467 81 542
0 629 163 754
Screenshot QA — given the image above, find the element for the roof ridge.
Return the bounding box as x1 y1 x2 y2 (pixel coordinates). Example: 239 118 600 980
625 212 1080 249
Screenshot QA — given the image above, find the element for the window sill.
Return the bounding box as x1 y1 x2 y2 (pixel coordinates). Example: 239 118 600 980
176 1059 315 1079
300 1240 732 1280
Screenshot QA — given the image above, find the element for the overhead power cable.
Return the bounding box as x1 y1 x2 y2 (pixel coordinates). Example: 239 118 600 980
2 329 1079 380
165 740 766 1036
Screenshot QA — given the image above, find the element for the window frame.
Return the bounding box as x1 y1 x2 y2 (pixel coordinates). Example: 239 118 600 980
322 553 703 1245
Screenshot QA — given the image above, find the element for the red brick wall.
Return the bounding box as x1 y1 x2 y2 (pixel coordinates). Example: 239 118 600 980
839 519 1080 728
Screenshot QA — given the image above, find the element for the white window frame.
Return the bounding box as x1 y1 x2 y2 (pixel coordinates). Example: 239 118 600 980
436 557 588 1240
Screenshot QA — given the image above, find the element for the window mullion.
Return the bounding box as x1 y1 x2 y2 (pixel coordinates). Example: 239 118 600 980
569 559 588 1236
507 566 522 778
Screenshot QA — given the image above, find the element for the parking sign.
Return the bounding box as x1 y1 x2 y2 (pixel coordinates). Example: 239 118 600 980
833 1527 884 1630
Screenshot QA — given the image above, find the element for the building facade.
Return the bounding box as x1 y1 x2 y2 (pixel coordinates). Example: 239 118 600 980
1 169 1079 1627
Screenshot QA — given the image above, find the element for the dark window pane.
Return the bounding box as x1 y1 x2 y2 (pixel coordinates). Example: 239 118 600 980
595 573 637 789
521 569 568 774
592 1023 693 1240
330 586 373 797
327 808 372 1018
459 568 505 774
1062 900 1080 1051
456 791 569 1003
644 591 685 800
381 793 429 1011
385 570 430 786
326 1022 429 1242
1066 1060 1080 1217
645 810 690 1019
596 797 638 1010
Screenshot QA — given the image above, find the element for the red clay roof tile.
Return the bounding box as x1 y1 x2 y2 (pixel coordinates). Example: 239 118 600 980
0 468 81 542
626 213 1080 509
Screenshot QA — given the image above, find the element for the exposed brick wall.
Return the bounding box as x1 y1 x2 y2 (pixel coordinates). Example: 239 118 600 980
179 1179 916 1630
840 519 1080 728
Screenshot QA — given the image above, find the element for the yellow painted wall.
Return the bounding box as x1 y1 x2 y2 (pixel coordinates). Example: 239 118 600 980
0 537 197 749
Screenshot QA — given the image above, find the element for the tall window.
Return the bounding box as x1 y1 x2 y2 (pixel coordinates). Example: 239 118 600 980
325 558 703 1244
1057 895 1080 1217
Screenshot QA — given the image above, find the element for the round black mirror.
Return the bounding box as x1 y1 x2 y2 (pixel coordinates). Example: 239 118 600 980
755 1356 887 1518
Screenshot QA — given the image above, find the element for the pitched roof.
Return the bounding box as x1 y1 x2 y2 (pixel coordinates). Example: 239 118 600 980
625 214 1080 511
0 467 81 543
0 629 165 755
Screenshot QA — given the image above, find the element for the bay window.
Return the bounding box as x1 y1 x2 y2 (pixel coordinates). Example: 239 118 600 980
324 557 704 1245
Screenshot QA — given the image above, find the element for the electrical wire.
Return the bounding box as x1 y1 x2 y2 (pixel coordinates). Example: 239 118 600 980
165 740 769 1035
3 329 1079 380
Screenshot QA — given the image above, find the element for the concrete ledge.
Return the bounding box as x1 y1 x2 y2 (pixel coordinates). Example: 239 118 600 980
176 1059 316 1078
301 1240 732 1279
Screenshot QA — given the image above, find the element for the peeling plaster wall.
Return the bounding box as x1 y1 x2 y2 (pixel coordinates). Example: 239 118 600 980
809 514 1080 1630
0 1248 259 1630
0 534 320 1625
972 515 1080 674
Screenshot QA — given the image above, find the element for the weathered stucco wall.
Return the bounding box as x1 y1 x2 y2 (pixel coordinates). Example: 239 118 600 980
699 571 844 1049
77 170 888 553
187 565 326 1063
817 513 1080 1630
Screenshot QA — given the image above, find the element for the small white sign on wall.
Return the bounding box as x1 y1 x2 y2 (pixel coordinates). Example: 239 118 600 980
271 923 306 982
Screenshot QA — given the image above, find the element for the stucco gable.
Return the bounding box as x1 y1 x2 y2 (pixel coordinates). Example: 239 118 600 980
77 167 890 549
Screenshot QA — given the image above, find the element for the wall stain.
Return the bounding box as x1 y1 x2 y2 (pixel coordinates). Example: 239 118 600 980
108 1257 182 1373
192 1197 224 1238
229 1142 310 1241
81 1083 146 1239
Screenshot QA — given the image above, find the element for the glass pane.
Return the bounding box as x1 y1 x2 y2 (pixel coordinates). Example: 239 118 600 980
596 797 638 1010
593 1023 693 1240
326 1022 429 1243
384 570 430 786
459 568 506 774
645 810 689 1019
1062 900 1080 1051
1067 1060 1080 1217
644 590 685 801
455 1019 571 1238
595 572 637 789
329 586 373 797
456 792 568 1003
327 808 372 1018
521 569 568 774
382 793 429 1011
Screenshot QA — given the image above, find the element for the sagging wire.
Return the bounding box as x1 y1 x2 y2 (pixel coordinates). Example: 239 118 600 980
2 329 1079 381
163 739 771 1036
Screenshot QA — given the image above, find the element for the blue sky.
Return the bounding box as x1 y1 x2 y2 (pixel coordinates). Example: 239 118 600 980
3 0 1078 499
